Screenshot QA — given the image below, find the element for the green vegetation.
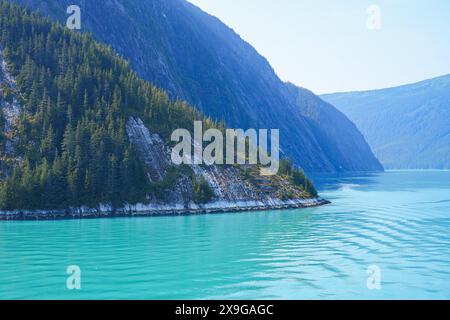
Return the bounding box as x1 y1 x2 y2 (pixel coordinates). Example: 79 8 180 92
0 1 319 211
0 1 215 210
193 176 214 204
1 82 13 103
278 159 318 197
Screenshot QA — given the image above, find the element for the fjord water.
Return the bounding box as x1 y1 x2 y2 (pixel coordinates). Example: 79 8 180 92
0 171 449 299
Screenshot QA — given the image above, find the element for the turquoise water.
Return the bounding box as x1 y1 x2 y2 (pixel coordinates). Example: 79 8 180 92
0 171 449 299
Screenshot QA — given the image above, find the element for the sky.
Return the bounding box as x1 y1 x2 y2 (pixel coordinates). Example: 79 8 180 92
188 0 450 94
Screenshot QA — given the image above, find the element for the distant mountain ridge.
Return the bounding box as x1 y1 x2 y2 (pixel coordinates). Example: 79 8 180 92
286 84 382 172
10 0 383 173
322 74 450 169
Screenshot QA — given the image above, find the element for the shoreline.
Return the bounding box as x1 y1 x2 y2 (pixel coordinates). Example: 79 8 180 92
0 198 330 221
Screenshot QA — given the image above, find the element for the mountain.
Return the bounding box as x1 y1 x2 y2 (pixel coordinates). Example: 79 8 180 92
10 0 383 173
322 74 450 169
286 84 383 172
0 0 326 217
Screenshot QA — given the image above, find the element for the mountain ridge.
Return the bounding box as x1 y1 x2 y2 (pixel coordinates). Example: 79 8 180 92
322 74 450 169
10 0 383 173
324 73 450 96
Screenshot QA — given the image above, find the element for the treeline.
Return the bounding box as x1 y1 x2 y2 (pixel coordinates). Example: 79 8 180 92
0 1 214 210
279 159 317 197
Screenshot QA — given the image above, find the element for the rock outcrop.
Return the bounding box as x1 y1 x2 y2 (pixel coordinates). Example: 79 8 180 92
0 48 22 179
125 116 328 209
0 48 21 151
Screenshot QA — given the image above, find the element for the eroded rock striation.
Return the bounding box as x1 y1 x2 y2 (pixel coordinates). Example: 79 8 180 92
123 116 328 214
0 48 22 179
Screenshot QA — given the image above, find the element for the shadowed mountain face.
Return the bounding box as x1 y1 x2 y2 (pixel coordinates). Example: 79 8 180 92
322 74 450 169
11 0 382 172
286 84 383 172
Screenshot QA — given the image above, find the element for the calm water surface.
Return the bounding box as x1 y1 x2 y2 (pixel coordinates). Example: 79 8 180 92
0 171 449 299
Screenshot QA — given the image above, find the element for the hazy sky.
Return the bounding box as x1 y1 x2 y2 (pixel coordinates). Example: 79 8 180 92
188 0 450 94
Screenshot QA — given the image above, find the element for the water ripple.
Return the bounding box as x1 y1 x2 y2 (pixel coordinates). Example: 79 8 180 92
1 171 450 299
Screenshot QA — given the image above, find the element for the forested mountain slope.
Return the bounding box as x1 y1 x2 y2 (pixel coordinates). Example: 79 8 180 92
0 1 323 215
322 74 450 169
10 0 383 173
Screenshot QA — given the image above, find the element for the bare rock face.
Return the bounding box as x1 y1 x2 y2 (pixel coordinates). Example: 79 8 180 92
192 165 256 201
125 116 261 204
126 117 169 182
0 48 22 179
0 48 21 140
125 116 325 214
